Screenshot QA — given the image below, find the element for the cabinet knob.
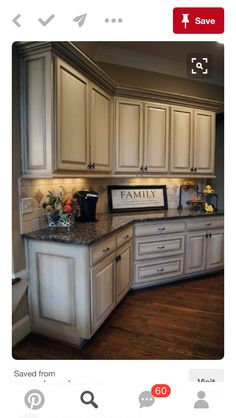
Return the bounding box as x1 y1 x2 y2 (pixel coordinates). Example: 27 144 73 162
157 227 165 231
205 222 212 226
205 233 209 238
157 245 165 249
156 268 164 272
140 166 144 171
102 247 110 252
123 235 129 239
144 166 147 171
194 167 197 172
91 162 95 169
190 167 194 172
209 233 212 238
87 163 92 169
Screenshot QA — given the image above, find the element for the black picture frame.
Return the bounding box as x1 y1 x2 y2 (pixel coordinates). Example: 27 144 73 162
107 185 168 213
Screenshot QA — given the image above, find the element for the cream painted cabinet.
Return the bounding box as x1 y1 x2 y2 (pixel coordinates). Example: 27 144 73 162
115 98 169 173
90 83 112 172
170 106 215 175
20 53 112 176
186 228 224 274
115 98 143 172
116 241 132 303
91 254 116 332
193 109 215 174
170 106 193 173
56 59 90 171
144 102 169 173
56 59 112 173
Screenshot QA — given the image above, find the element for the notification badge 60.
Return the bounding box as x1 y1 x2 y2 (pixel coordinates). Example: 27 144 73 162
139 384 171 408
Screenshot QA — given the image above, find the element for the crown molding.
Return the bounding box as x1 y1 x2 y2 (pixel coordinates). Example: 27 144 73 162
16 42 223 112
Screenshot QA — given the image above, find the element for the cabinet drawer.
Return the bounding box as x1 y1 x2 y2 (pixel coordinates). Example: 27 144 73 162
135 234 184 260
90 236 116 266
135 221 185 237
186 217 224 231
134 257 184 284
116 226 133 248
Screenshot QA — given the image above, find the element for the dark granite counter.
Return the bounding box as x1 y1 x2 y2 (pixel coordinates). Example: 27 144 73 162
23 209 224 247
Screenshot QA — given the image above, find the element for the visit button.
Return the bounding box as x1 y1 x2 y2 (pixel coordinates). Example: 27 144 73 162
173 7 224 34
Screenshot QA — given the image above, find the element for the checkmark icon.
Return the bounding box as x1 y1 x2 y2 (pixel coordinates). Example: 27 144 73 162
38 14 55 26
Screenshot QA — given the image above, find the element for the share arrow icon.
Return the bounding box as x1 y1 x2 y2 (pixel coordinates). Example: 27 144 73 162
73 14 87 27
12 14 21 27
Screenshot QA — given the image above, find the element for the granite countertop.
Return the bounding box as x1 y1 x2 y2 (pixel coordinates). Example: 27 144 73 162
23 209 224 247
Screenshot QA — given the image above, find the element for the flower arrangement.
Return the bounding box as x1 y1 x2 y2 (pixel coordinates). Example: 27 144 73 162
43 189 79 227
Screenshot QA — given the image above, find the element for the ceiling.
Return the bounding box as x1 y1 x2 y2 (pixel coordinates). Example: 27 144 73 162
75 42 224 86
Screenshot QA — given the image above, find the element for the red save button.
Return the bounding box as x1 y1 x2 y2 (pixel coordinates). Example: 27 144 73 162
173 7 224 34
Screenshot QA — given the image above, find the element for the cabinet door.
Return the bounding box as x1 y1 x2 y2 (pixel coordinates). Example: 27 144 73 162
206 229 224 270
185 232 206 273
144 102 169 173
115 98 143 172
56 58 89 171
90 84 112 172
91 254 116 332
20 51 53 175
170 106 194 173
116 242 132 304
194 110 215 174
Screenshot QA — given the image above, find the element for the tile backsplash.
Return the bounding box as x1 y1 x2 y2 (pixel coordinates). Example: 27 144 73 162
19 177 204 234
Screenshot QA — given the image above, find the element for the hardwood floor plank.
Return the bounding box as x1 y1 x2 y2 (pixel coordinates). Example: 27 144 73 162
12 273 224 360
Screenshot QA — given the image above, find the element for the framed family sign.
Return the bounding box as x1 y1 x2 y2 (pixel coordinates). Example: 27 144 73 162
107 185 168 212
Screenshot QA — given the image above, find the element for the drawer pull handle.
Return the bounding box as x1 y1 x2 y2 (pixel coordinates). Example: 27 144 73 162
156 268 164 272
102 247 110 252
157 227 165 231
157 245 165 249
123 235 129 239
205 222 212 226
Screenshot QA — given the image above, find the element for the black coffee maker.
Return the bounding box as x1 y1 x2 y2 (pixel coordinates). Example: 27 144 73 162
73 190 98 222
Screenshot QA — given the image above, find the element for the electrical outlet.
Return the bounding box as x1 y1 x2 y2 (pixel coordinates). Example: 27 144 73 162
21 198 33 214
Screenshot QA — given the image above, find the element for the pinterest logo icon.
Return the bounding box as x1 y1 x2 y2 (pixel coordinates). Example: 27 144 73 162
24 389 45 410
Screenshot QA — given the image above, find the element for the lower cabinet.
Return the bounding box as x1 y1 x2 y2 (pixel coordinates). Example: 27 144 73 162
91 240 132 332
91 254 116 332
186 229 224 274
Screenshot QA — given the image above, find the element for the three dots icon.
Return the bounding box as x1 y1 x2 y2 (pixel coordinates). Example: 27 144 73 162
105 18 123 23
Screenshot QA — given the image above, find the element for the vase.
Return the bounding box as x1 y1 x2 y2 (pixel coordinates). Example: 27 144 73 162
58 213 74 227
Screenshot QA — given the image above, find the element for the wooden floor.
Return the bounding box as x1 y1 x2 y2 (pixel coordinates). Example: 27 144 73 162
13 273 224 360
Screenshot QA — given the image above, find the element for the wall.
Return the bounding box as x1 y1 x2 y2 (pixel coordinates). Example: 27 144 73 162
97 63 224 103
19 177 203 234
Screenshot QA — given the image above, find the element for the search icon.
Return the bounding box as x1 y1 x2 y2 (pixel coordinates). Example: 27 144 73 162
80 391 98 409
196 62 203 70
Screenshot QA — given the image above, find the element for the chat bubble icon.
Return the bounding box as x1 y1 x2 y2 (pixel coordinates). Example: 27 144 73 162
139 391 155 408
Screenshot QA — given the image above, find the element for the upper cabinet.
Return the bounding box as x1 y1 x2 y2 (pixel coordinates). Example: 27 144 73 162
56 59 90 171
20 53 112 176
170 106 215 175
56 59 112 172
19 43 219 178
115 98 169 174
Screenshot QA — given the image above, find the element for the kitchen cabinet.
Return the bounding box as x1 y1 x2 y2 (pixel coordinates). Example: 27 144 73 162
133 220 185 287
115 98 169 173
186 230 224 273
185 218 224 274
116 241 132 304
56 59 113 173
26 226 133 346
56 59 90 171
20 54 112 176
170 106 215 175
91 253 116 332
